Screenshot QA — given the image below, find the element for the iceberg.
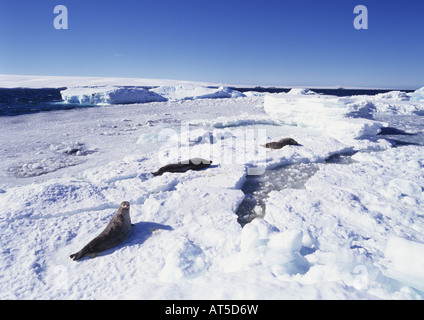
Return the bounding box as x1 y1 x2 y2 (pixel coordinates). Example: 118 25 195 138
151 85 245 101
375 91 410 101
410 87 424 102
287 88 317 95
264 93 385 140
61 86 166 105
60 85 245 105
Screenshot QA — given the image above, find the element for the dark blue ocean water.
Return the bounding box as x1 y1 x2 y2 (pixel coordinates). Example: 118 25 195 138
0 88 95 117
0 87 412 117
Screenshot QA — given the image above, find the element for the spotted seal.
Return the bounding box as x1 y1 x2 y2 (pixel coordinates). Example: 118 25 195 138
70 201 132 261
152 158 212 176
264 138 299 149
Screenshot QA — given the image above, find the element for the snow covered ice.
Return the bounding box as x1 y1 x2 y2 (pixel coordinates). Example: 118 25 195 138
61 86 167 105
410 87 424 102
1 76 424 299
61 85 245 105
264 93 386 141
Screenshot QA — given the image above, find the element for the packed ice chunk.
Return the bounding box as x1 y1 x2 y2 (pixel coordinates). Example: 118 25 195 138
375 91 410 101
410 87 424 102
243 91 269 97
385 236 424 292
264 94 385 140
150 85 245 101
61 85 246 105
60 86 166 105
225 219 309 276
287 88 317 95
322 118 384 138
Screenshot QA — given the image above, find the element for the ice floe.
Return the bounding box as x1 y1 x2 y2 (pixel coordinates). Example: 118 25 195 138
61 85 245 105
1 83 424 299
61 86 166 105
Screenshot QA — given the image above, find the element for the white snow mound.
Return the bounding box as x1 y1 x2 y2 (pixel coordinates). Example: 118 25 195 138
61 86 166 105
287 88 317 95
151 86 245 101
410 87 424 102
61 86 244 105
264 94 385 140
385 236 424 292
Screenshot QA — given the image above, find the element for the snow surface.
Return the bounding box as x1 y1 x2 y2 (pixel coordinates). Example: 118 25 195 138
1 78 424 299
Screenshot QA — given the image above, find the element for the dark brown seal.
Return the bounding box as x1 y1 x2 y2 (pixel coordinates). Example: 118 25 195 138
264 138 299 149
152 158 212 176
70 201 132 261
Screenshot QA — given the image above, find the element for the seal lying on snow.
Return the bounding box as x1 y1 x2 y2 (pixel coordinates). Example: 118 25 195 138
264 138 299 149
70 201 132 261
152 158 212 176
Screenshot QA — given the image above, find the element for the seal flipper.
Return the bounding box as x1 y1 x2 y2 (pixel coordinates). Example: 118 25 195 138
70 246 90 261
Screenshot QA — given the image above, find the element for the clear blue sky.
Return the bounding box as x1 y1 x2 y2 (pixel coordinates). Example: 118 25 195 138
0 0 423 89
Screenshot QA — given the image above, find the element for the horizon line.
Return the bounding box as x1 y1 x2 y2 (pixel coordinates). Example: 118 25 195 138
0 73 420 91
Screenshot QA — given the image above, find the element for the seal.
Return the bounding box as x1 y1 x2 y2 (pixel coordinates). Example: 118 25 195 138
70 201 132 261
264 138 299 149
152 158 212 176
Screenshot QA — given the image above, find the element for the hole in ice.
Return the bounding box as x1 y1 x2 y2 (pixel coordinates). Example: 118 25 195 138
378 127 415 136
375 114 424 147
236 152 358 226
10 157 84 178
236 162 320 226
325 152 357 165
